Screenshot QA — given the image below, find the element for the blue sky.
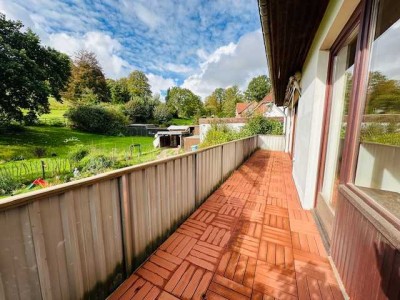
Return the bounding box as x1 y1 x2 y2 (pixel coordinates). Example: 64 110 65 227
0 0 268 98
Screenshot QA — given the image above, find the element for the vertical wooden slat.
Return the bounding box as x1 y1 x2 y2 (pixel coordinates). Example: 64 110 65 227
120 174 133 275
0 136 258 300
59 191 84 299
89 184 108 283
332 190 400 300
27 201 52 300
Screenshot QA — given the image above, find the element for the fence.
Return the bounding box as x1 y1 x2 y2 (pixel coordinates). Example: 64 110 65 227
0 159 73 182
257 134 285 151
355 142 400 193
0 136 258 300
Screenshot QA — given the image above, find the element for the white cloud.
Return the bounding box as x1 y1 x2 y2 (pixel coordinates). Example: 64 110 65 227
131 2 162 30
147 73 175 95
164 63 193 74
48 31 132 79
182 30 268 98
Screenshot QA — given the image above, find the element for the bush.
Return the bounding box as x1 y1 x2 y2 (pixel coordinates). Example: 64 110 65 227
200 115 284 148
124 97 152 123
80 154 115 175
65 105 128 135
33 147 47 158
0 174 22 196
200 124 240 147
153 103 172 124
69 146 89 162
242 115 284 135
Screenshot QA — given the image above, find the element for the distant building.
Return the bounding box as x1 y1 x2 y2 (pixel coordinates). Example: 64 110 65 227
153 125 198 148
235 93 285 119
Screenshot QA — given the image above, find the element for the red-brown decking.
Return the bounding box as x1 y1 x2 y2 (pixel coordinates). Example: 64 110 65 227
109 151 344 300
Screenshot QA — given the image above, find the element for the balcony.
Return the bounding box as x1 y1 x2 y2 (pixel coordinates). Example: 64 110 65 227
0 135 344 299
108 151 344 300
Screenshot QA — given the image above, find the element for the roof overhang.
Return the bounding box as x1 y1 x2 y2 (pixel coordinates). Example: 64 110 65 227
258 0 329 105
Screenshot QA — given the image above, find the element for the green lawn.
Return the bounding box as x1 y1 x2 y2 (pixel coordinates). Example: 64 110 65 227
0 125 157 197
171 118 195 125
0 126 154 161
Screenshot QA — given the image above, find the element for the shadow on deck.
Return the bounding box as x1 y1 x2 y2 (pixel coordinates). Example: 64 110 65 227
108 150 344 300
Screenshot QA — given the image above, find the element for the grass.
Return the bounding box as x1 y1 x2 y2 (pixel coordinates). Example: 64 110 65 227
0 125 158 197
171 118 195 125
0 126 154 161
361 132 400 146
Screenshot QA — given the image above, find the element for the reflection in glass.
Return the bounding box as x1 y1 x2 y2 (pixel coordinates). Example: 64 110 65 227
354 0 400 220
321 37 357 211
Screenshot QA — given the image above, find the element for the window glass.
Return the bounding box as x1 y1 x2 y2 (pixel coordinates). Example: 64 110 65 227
354 0 400 219
321 36 357 211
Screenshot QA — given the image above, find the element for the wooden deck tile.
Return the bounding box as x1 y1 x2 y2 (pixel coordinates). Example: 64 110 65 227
108 150 345 300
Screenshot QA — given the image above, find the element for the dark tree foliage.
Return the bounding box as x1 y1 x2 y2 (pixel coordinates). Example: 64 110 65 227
204 86 243 117
0 13 71 124
106 78 130 103
126 70 152 98
166 87 203 118
367 71 400 114
245 75 272 102
62 50 110 103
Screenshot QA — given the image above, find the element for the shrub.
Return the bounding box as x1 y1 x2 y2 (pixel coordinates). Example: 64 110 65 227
124 97 152 123
153 103 172 124
69 146 89 162
65 104 128 135
80 154 115 175
0 174 21 196
242 115 284 135
33 147 47 158
200 124 239 147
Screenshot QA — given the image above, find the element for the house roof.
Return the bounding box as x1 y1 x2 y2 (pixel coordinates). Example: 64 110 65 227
258 0 329 105
236 103 250 114
167 125 190 131
236 93 275 116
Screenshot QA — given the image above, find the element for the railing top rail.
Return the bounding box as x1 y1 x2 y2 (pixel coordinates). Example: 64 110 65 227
0 135 257 211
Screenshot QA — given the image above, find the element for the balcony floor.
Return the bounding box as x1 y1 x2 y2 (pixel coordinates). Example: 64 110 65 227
109 150 344 300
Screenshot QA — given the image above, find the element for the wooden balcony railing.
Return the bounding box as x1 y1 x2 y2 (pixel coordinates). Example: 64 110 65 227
0 136 264 299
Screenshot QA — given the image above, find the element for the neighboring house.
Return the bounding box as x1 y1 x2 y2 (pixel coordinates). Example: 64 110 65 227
235 93 285 119
259 0 400 298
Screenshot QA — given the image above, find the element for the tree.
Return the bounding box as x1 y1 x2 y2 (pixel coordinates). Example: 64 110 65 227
204 88 225 117
166 87 203 118
153 103 172 124
106 78 130 103
223 86 244 117
126 70 152 98
367 71 400 114
245 75 271 102
0 13 71 124
62 50 110 103
124 96 152 123
204 86 244 117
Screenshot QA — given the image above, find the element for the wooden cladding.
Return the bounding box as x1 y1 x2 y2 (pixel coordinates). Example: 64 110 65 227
0 137 258 300
331 187 400 299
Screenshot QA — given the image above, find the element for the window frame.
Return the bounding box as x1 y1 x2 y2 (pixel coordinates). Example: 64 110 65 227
340 0 400 230
316 6 361 208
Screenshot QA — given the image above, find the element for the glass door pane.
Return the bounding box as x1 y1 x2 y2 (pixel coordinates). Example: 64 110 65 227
354 0 400 220
320 36 357 211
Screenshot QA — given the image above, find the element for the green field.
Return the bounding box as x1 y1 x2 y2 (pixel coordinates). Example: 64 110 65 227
171 118 195 125
0 100 198 197
0 125 157 197
0 126 154 161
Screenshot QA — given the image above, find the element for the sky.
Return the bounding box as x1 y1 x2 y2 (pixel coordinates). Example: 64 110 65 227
0 0 268 99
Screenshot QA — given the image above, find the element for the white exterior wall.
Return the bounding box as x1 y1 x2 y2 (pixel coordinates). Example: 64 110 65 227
264 105 286 118
292 0 359 209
